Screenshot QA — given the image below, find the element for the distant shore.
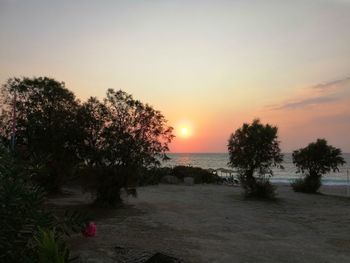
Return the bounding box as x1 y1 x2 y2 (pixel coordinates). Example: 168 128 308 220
163 153 350 184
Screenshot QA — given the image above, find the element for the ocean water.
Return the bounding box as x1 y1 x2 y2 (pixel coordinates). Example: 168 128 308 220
163 153 350 185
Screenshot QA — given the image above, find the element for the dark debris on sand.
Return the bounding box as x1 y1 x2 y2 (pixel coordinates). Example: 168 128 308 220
78 245 184 263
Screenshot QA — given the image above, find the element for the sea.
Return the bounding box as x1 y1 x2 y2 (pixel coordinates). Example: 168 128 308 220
162 153 350 186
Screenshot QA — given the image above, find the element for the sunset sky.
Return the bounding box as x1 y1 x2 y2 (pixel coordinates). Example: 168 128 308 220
1 0 349 152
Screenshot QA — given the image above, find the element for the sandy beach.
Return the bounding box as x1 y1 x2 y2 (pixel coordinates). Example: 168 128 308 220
47 184 350 263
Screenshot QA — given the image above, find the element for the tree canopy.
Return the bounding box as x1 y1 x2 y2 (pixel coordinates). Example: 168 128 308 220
228 119 283 176
79 89 174 169
293 139 345 176
0 77 82 191
291 139 345 193
227 119 283 198
0 77 174 197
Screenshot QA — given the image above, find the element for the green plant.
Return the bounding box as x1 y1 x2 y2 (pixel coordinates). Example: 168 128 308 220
35 228 71 263
228 119 283 199
292 139 345 193
0 145 87 263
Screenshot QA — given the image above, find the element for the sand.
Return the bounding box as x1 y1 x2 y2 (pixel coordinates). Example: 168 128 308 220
53 184 350 263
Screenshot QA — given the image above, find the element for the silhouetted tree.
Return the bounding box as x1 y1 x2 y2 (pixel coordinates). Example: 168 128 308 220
104 89 173 167
79 89 174 206
0 77 174 204
77 97 108 166
0 77 82 192
291 139 345 193
228 119 283 198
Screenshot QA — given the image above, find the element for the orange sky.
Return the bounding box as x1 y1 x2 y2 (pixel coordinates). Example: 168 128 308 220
169 77 350 152
1 1 349 152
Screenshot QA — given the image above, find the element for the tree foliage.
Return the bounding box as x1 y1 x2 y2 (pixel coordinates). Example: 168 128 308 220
0 77 174 205
0 144 87 263
0 77 82 192
102 89 174 168
79 89 174 206
227 119 283 198
77 97 108 167
292 139 345 193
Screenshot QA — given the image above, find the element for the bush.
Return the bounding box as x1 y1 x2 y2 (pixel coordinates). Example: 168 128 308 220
138 167 172 186
172 166 222 184
291 177 322 194
292 139 345 193
0 145 87 262
239 175 276 199
35 228 71 263
137 166 223 186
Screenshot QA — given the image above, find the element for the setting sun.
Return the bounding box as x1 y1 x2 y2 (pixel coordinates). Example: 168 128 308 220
181 127 188 136
175 120 194 139
179 126 191 138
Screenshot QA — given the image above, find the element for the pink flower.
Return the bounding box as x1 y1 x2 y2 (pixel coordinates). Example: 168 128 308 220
82 222 96 237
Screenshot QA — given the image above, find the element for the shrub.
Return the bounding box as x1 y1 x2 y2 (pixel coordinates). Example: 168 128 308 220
138 167 172 186
228 119 283 199
0 145 87 262
291 177 321 193
35 228 71 263
137 166 222 186
240 177 276 199
172 166 222 184
292 139 345 193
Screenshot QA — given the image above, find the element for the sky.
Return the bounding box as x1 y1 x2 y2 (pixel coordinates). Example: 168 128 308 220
0 0 349 152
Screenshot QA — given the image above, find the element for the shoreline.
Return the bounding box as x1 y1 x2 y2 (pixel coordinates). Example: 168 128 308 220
271 178 350 186
270 182 350 198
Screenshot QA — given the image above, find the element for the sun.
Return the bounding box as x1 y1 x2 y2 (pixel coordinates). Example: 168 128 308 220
181 127 188 136
178 125 192 138
175 120 194 138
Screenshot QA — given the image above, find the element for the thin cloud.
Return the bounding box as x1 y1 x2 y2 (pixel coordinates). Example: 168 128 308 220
272 96 339 110
312 76 350 90
268 76 350 111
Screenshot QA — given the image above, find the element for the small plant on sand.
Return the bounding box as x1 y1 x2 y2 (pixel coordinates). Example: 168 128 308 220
227 119 283 199
35 228 71 263
291 139 345 193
